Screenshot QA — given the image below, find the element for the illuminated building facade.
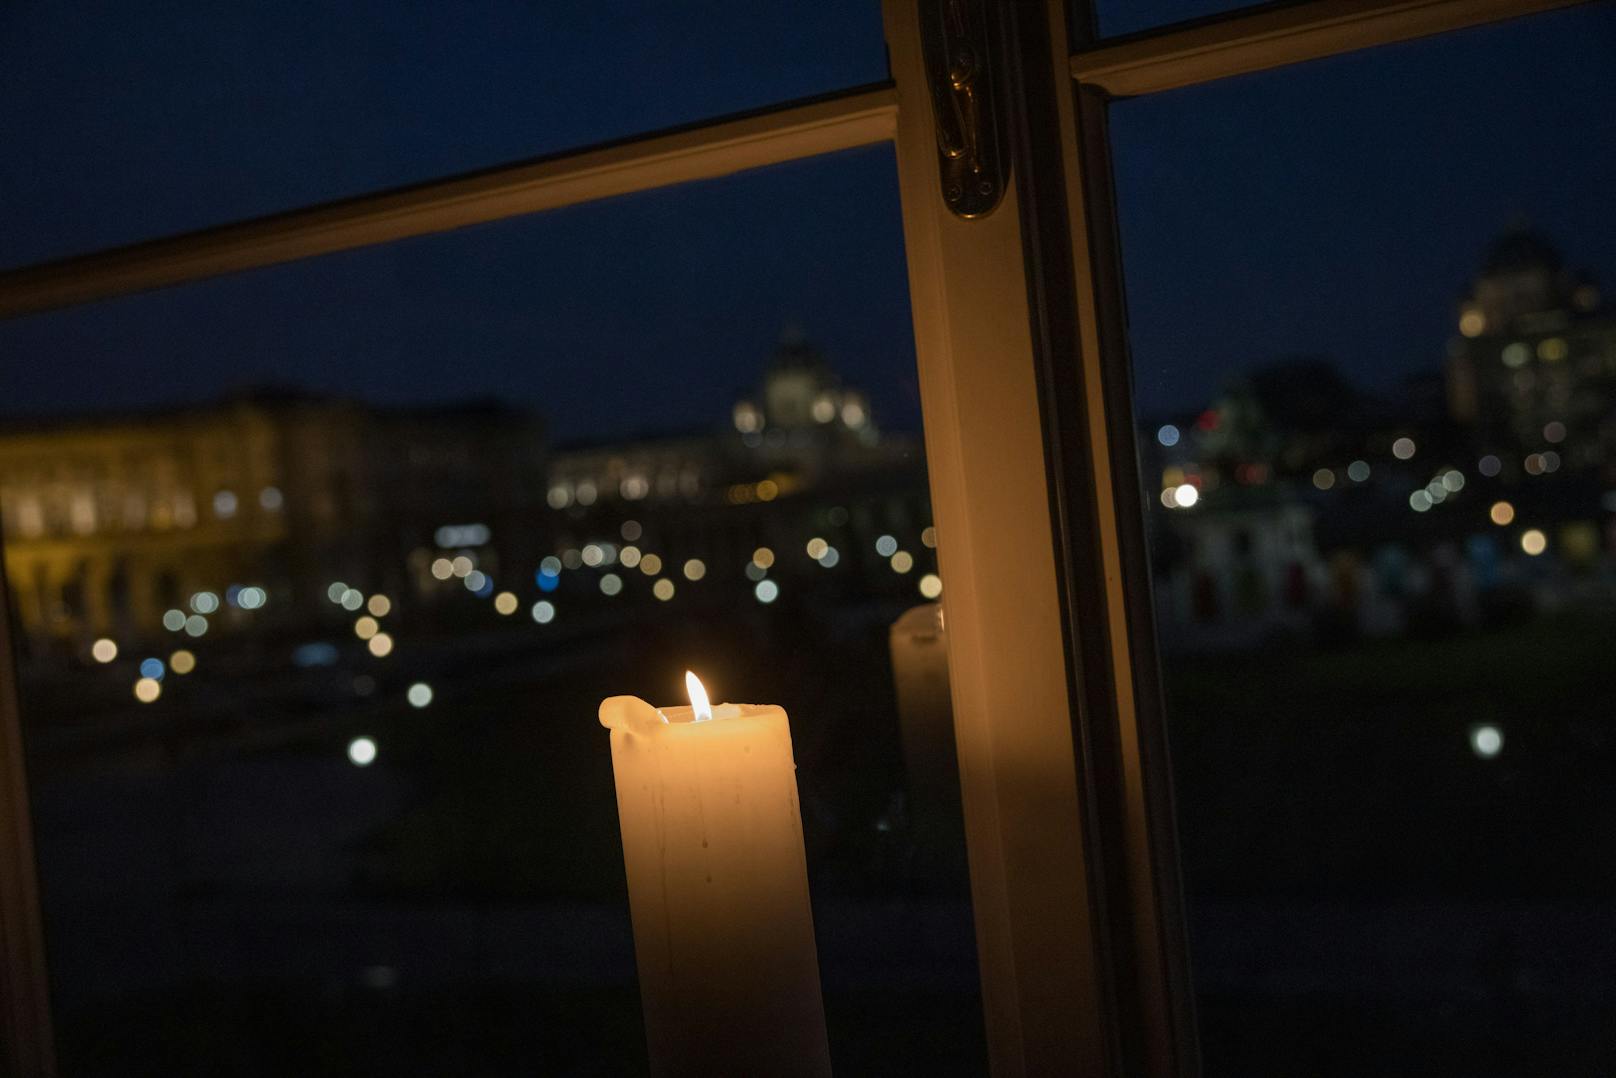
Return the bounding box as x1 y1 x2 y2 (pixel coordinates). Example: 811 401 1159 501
0 393 546 646
1446 229 1616 469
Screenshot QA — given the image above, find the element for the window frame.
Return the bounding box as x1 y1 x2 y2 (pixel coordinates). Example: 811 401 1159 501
0 1 1593 1074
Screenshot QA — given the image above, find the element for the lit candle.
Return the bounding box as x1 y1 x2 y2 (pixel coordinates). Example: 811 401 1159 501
600 673 831 1077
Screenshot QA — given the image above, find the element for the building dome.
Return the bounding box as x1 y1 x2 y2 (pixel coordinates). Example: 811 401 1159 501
1481 228 1563 277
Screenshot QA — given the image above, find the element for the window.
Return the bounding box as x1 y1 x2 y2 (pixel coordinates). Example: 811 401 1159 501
1109 7 1616 1070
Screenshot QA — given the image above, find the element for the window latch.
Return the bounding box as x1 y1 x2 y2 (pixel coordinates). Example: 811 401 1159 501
919 0 1007 219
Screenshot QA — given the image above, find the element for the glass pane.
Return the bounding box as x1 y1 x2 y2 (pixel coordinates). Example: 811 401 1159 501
1081 0 1252 43
1111 6 1616 1074
0 146 984 1076
0 1 886 269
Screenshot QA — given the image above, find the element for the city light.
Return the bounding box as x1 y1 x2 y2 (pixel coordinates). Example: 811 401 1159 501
340 589 364 611
639 553 663 576
1478 454 1502 477
683 559 706 581
1458 306 1485 337
368 633 395 657
752 547 775 569
494 591 519 614
450 556 473 578
540 555 563 575
805 537 828 560
162 609 186 632
653 579 676 601
1538 337 1568 361
583 544 604 567
1544 420 1566 443
212 490 238 518
744 562 767 582
875 535 898 557
1409 491 1432 512
1440 470 1465 493
619 546 642 569
755 580 780 604
190 591 220 614
353 616 379 640
817 546 840 568
1173 483 1199 509
1157 424 1180 447
170 650 196 675
238 586 267 610
1521 529 1547 556
133 677 161 703
367 594 391 617
921 526 937 549
139 658 165 681
600 574 623 596
407 683 433 708
328 582 350 603
259 486 284 511
620 520 643 542
891 551 914 573
463 570 487 592
918 573 943 599
430 558 454 580
532 601 556 624
348 737 377 766
1347 460 1371 482
1312 468 1335 491
184 615 209 638
1490 501 1515 526
1392 437 1416 460
1469 724 1503 759
1501 342 1529 368
91 638 118 663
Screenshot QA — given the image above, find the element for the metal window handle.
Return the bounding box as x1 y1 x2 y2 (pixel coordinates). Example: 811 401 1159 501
921 0 1007 219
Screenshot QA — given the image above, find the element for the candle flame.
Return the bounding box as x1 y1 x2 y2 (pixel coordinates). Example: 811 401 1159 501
685 670 714 722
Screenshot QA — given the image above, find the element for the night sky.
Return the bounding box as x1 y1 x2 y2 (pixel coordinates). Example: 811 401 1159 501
1 2 1612 439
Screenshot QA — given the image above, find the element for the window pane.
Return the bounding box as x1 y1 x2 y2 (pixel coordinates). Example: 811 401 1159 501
1112 6 1616 1073
0 147 984 1076
1080 0 1251 42
0 2 886 269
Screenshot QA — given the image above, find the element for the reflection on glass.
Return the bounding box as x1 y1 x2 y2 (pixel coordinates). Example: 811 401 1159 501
0 148 983 1076
1113 7 1616 1074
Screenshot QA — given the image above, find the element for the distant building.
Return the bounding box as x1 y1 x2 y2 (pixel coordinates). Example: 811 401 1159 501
0 393 546 645
1445 228 1616 472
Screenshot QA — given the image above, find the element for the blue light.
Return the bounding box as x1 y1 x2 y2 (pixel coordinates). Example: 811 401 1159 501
473 577 495 598
536 571 560 593
292 642 340 668
139 657 165 681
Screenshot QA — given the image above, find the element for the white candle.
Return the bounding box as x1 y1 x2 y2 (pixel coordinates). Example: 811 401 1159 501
600 673 831 1077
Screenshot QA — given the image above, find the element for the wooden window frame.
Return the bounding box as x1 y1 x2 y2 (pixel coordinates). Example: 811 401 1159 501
0 1 1591 1074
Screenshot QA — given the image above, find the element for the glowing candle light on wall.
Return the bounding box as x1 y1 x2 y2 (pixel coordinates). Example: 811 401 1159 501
600 673 830 1077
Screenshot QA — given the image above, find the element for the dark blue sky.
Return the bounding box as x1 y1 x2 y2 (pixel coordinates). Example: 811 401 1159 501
1 2 1612 437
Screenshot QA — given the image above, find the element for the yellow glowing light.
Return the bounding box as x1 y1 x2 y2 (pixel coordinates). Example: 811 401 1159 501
170 649 196 675
1490 501 1515 526
353 616 379 640
755 479 779 501
920 526 937 549
133 677 162 703
1458 307 1485 338
752 546 775 569
683 559 706 581
640 553 663 576
1520 529 1547 556
367 594 392 617
620 545 642 568
1312 468 1335 491
805 537 828 560
92 638 118 663
918 573 943 599
685 670 713 722
430 557 454 580
1538 337 1568 362
494 591 519 615
368 633 395 657
450 555 474 578
653 579 676 601
891 551 914 574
